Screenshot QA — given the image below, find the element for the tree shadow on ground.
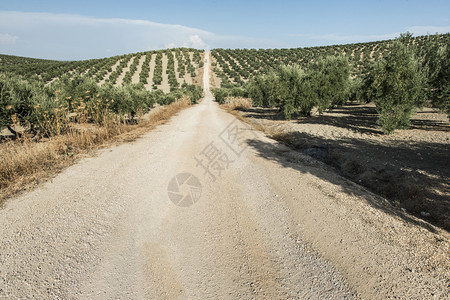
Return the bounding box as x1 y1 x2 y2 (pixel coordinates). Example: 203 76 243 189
243 107 286 121
410 113 450 132
246 132 449 233
243 103 449 135
296 104 381 135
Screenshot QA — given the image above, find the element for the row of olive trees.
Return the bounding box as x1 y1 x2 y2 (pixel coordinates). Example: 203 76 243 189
105 55 133 85
123 54 143 85
139 52 154 85
0 73 203 137
152 53 163 87
359 33 449 133
211 34 446 86
214 33 449 134
166 51 179 91
214 55 350 120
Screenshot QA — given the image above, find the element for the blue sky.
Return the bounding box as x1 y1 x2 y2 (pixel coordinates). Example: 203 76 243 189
0 0 449 60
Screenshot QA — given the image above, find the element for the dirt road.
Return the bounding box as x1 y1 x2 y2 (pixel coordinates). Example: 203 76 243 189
0 53 448 299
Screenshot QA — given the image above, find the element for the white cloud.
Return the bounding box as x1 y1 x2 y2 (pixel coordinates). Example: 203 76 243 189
1 11 449 60
165 42 178 49
0 33 18 44
0 11 284 60
164 35 207 50
188 35 207 49
0 11 214 59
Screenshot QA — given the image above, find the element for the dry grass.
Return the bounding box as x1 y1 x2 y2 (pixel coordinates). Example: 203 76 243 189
223 97 253 111
0 97 191 206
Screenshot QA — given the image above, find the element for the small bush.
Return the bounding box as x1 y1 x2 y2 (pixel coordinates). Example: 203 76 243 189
212 88 229 104
212 87 246 104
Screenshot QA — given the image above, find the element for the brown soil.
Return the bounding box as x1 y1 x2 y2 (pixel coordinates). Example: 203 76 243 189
144 53 156 91
158 53 170 93
131 55 146 84
235 103 450 231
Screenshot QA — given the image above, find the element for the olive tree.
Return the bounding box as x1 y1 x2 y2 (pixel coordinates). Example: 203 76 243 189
420 34 450 115
277 65 305 119
311 55 350 113
371 39 425 134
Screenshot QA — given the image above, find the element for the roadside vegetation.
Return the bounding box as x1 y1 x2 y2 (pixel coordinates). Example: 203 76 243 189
0 49 204 203
0 73 202 138
212 33 449 134
0 72 202 203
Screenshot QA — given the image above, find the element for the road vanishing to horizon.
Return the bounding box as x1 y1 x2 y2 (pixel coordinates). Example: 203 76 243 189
1 53 449 299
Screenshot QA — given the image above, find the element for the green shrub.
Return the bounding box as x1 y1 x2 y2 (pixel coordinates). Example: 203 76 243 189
212 87 247 105
371 39 426 134
311 55 350 113
246 71 280 107
420 34 450 115
50 74 100 111
0 73 70 136
180 83 203 104
0 74 36 132
358 63 376 103
277 65 306 119
212 88 230 104
297 71 319 116
100 83 151 121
